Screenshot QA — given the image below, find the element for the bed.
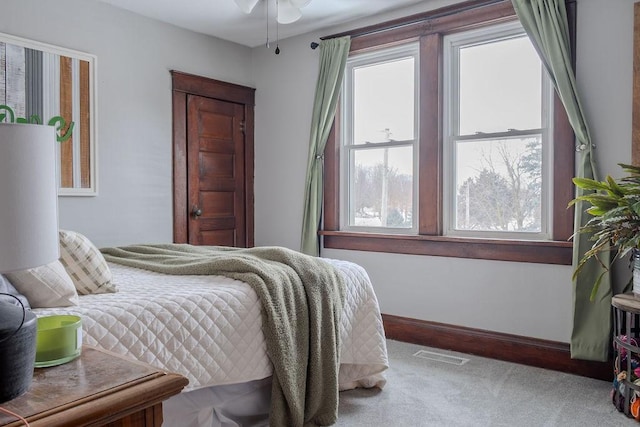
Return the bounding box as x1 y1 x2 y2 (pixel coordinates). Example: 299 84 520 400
23 237 389 427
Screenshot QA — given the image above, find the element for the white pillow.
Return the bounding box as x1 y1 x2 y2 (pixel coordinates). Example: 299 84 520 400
6 260 79 308
0 274 31 309
59 230 116 295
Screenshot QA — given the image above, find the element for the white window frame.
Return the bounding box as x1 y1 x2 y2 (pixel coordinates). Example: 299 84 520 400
340 42 420 234
442 21 555 240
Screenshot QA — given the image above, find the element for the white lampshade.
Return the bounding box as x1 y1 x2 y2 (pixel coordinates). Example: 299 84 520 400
234 0 260 14
0 123 59 272
277 0 302 24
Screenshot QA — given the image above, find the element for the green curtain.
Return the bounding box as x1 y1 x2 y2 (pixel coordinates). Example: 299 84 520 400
512 0 610 361
300 36 351 256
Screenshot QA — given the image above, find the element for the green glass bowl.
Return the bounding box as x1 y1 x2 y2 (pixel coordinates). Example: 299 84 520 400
35 315 82 368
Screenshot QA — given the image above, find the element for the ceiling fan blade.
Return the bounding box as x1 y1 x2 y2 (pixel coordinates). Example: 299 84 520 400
277 0 302 24
234 0 260 14
289 0 311 8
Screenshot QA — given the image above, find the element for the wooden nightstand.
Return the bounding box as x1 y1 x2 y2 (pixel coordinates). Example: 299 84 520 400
0 346 188 427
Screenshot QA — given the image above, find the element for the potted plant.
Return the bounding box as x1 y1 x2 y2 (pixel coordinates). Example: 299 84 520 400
570 163 640 300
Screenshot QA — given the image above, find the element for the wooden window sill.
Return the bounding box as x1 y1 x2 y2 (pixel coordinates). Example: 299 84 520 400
321 230 572 265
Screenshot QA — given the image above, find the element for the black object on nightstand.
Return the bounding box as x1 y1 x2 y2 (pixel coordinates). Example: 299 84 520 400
0 300 37 403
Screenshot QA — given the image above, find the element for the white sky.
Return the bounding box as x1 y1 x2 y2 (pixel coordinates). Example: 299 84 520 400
352 56 415 175
353 56 415 144
459 35 541 135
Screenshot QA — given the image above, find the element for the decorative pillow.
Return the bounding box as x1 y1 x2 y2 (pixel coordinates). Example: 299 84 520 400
5 260 79 308
0 274 31 309
58 230 116 294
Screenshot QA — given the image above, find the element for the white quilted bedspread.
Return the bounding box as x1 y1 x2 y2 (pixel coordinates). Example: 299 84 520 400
33 258 388 392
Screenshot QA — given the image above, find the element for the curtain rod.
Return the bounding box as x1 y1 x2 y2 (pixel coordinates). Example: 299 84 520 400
319 0 506 42
310 0 574 49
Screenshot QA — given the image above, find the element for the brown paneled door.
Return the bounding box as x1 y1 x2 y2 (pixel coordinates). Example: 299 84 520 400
186 95 246 246
172 71 254 248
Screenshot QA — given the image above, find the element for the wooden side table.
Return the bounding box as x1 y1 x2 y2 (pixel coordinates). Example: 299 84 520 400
0 346 188 427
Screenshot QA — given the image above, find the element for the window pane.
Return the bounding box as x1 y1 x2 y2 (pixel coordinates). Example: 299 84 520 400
353 57 414 144
351 146 413 228
454 136 542 232
458 36 541 135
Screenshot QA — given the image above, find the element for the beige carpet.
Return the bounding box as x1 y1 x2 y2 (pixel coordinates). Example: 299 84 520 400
337 340 634 426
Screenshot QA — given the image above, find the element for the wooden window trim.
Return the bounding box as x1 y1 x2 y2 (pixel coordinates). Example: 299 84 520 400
322 0 575 265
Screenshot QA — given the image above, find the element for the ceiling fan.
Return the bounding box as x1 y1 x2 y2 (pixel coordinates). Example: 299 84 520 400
234 0 312 24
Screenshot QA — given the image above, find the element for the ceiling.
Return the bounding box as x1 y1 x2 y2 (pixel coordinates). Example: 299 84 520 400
97 0 428 48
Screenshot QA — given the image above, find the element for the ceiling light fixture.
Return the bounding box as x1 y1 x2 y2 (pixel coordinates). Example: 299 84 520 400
233 0 311 24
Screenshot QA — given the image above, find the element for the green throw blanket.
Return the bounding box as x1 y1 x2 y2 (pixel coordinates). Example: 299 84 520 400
100 244 346 427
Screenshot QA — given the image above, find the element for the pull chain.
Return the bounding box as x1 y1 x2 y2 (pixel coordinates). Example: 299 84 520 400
265 0 270 48
275 0 280 54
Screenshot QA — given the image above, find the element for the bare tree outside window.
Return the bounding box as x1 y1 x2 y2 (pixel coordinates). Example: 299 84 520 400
354 156 413 228
455 137 542 232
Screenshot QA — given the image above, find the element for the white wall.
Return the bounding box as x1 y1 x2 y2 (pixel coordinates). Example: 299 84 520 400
577 0 634 175
0 0 253 247
1 0 633 344
252 0 636 343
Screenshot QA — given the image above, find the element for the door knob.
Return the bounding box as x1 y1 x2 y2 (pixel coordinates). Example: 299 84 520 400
192 206 202 218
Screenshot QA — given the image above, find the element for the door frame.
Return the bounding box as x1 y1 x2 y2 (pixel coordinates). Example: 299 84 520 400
171 70 255 246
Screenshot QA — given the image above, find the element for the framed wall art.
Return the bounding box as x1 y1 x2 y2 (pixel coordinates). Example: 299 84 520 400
0 32 97 196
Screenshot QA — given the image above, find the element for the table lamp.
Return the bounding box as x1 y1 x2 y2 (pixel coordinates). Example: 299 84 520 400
0 123 59 403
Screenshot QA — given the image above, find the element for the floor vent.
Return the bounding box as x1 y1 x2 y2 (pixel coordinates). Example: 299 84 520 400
413 350 470 366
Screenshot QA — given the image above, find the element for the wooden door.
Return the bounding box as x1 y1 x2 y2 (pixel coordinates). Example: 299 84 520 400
187 95 245 246
172 71 254 247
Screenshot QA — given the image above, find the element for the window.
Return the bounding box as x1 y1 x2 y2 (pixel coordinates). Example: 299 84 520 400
341 44 419 232
322 1 575 264
442 21 553 241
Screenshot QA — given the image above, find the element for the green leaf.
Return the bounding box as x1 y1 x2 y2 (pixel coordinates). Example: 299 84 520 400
620 175 640 188
619 163 640 176
574 194 620 210
584 241 611 260
600 207 632 220
589 271 607 302
606 175 626 197
572 177 610 192
586 207 608 216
